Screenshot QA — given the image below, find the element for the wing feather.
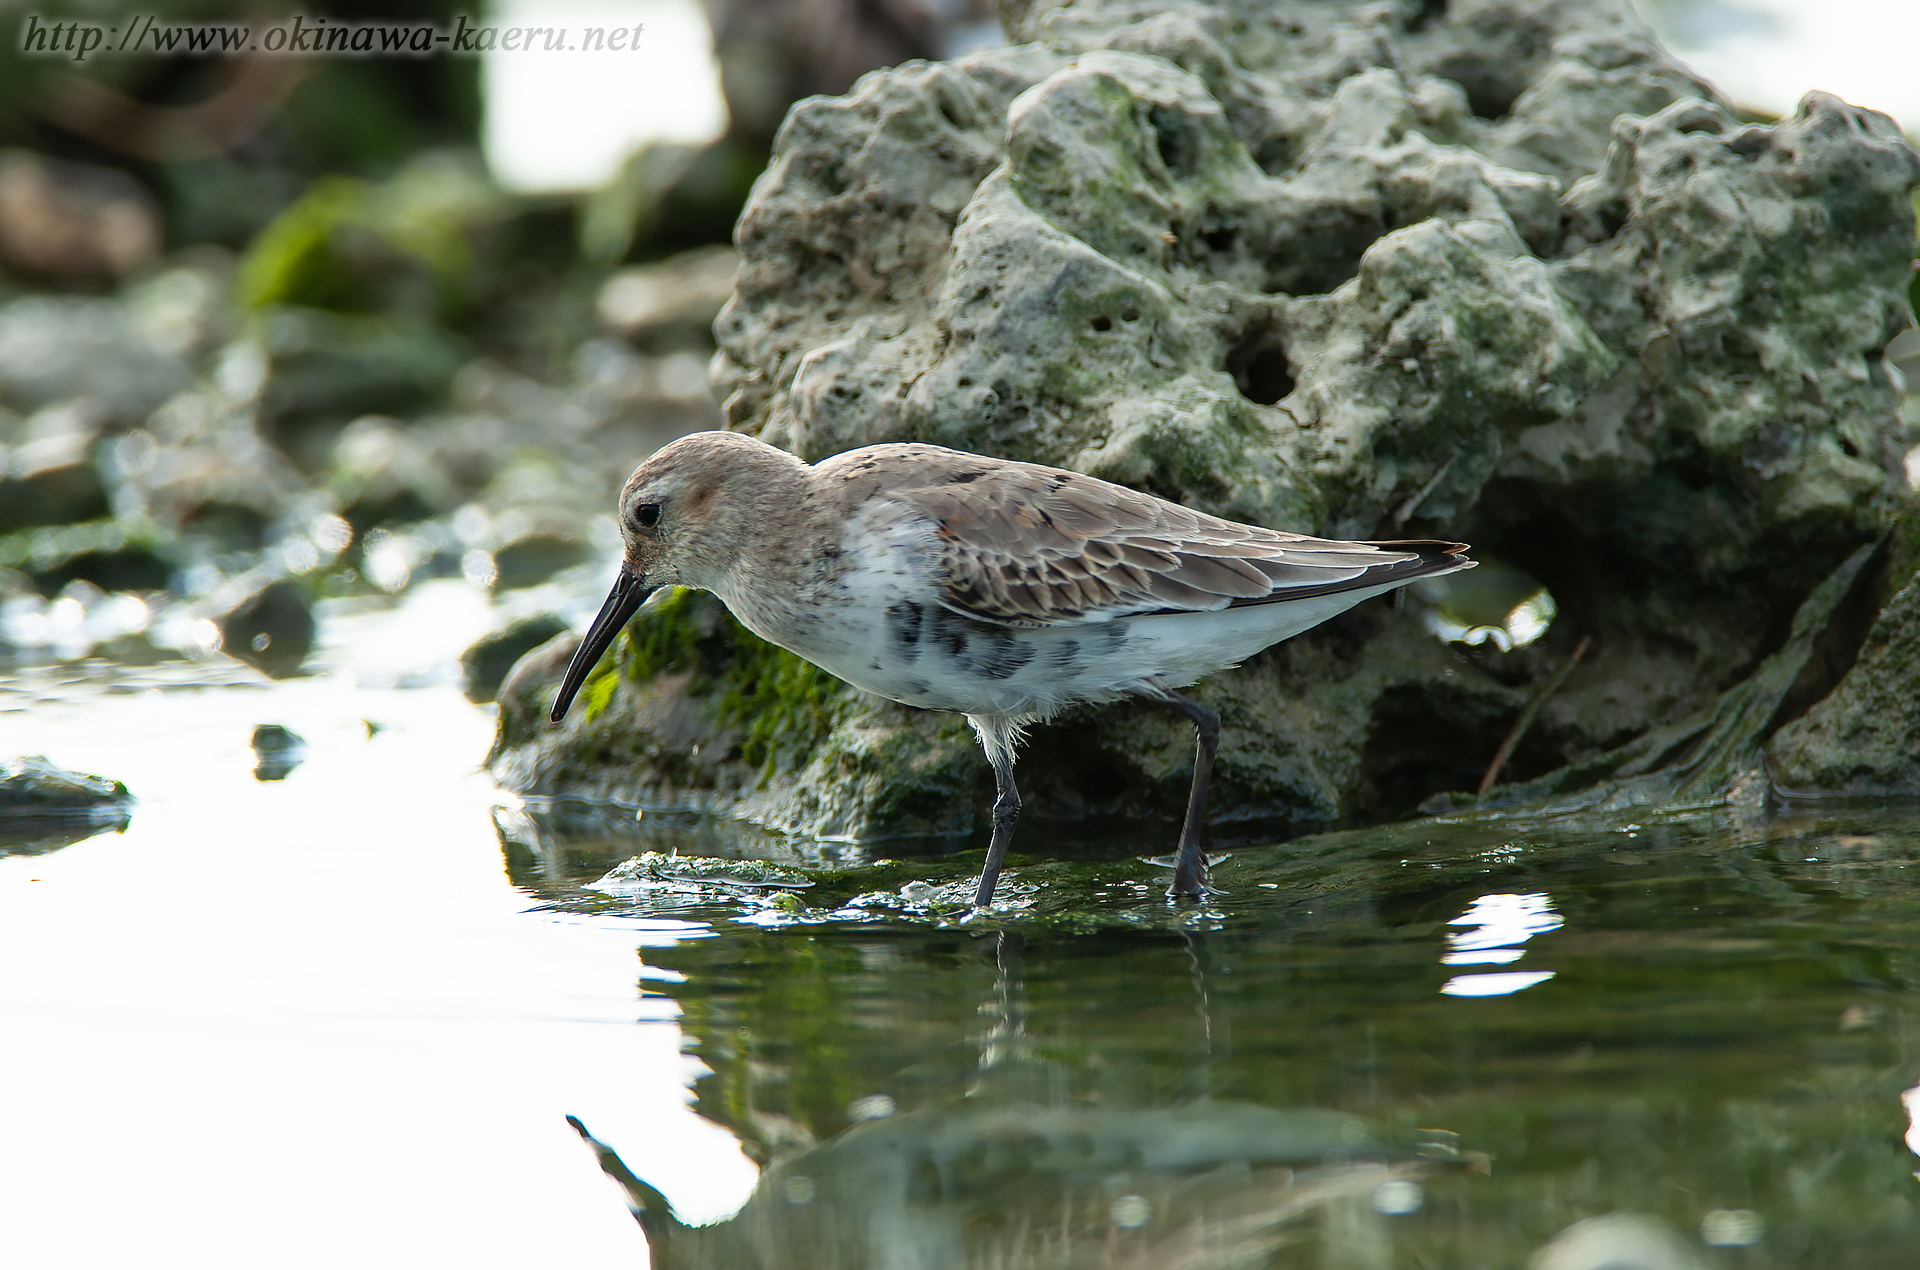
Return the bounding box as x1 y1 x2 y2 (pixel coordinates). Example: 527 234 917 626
840 445 1472 626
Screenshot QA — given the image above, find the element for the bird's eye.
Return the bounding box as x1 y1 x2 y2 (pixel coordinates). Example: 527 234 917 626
633 503 660 529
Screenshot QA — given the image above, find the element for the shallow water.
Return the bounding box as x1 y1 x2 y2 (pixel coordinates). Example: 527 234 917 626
4 586 1918 1267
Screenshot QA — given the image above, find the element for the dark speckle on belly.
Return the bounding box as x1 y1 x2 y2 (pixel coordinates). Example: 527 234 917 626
976 633 1035 680
887 601 924 663
929 610 1038 682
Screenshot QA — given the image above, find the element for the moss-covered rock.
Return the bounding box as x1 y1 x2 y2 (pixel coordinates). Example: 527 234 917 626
488 589 984 838
1767 565 1920 796
494 0 1920 841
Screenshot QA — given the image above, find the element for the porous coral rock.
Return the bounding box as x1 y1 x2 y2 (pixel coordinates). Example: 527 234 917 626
497 0 1920 840
1766 557 1920 796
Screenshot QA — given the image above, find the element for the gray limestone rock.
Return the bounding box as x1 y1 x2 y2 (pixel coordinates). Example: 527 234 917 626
496 0 1920 840
1766 541 1920 796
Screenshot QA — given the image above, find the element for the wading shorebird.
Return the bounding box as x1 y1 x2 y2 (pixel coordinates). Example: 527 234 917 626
549 432 1474 906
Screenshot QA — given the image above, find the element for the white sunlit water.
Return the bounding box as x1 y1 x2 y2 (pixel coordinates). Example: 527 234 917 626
0 581 762 1268
1371 1179 1425 1216
1439 891 1564 997
1440 970 1558 998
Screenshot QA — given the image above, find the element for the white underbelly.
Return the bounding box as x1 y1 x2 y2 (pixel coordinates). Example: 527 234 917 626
764 580 1407 720
716 501 1411 720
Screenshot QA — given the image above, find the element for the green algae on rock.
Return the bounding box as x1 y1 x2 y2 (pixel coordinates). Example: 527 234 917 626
494 0 1920 841
487 589 984 839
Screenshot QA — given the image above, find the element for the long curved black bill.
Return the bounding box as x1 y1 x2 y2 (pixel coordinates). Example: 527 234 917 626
550 567 652 722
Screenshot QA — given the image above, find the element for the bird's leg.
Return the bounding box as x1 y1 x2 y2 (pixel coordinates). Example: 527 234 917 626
973 754 1022 908
1148 688 1220 898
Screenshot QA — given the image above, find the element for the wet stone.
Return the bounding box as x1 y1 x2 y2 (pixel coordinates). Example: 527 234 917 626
1766 561 1920 795
0 754 132 811
597 245 740 352
460 613 571 704
216 580 315 679
249 724 307 782
490 533 590 591
30 544 174 596
328 415 460 535
0 754 133 856
256 309 465 440
0 458 109 534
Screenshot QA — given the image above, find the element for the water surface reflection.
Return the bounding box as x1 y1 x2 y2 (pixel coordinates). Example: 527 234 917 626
5 634 1918 1266
513 800 1920 1266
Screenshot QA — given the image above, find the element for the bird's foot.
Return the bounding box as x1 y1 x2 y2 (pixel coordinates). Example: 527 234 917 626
1143 851 1229 899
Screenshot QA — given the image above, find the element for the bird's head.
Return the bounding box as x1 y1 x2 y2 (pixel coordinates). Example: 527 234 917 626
548 431 801 723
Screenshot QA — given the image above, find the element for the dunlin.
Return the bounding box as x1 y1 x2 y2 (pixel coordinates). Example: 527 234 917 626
549 432 1473 905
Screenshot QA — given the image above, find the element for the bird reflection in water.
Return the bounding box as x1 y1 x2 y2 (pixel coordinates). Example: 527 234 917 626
568 930 1464 1269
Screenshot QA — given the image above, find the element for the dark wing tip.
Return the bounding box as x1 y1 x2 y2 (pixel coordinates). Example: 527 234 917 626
1363 538 1472 555
1222 538 1473 611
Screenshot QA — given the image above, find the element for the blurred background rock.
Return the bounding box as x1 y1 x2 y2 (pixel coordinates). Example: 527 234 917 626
0 0 996 680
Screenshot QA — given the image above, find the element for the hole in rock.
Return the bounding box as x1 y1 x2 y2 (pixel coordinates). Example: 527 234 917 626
1225 330 1295 405
1405 0 1448 33
1202 227 1237 252
1456 74 1522 121
1121 308 1139 322
1260 205 1377 295
1148 105 1197 178
1426 28 1546 122
1089 315 1113 332
935 94 966 132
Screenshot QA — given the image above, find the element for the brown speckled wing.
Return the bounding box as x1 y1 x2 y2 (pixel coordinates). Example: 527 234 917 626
867 451 1471 627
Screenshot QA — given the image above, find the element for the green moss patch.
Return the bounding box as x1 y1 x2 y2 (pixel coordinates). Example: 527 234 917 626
616 587 850 776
